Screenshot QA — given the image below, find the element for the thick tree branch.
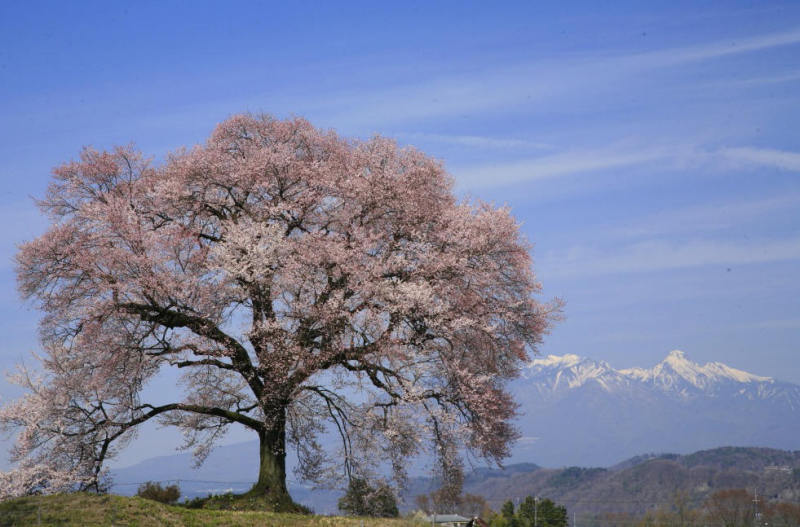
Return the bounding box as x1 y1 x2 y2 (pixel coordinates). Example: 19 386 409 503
133 402 264 431
172 358 236 370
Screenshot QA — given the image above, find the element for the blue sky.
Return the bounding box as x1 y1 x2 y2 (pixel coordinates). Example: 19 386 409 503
1 1 799 467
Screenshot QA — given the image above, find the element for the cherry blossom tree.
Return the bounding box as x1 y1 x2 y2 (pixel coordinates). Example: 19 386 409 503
0 114 559 508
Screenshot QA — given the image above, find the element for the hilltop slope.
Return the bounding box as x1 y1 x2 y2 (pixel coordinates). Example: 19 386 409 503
0 493 418 527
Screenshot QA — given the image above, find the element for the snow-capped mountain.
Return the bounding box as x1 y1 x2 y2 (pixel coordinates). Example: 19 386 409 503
509 351 800 467
522 350 799 405
620 350 771 388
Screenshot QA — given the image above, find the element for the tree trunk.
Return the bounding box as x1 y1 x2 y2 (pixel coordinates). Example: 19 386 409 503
246 409 300 511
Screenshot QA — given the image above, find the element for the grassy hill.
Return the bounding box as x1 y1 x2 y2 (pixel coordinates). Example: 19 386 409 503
0 493 422 527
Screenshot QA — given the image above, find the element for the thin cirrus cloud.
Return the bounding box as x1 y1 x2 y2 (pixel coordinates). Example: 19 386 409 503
720 146 800 172
725 70 800 86
453 146 669 189
124 27 800 142
633 26 800 67
607 192 800 240
396 132 552 151
451 144 800 190
747 318 800 330
540 236 800 279
319 26 800 128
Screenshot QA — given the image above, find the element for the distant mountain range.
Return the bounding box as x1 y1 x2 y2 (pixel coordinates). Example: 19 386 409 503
509 350 800 467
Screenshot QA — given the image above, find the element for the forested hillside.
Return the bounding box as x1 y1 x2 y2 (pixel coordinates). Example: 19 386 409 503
405 447 800 517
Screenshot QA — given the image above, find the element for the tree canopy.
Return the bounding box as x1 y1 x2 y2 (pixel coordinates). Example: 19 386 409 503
0 114 559 507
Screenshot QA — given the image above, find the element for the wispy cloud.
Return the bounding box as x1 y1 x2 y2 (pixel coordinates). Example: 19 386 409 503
450 143 800 190
747 318 800 330
540 237 800 278
639 26 800 66
720 146 800 171
397 132 552 151
126 26 800 139
611 192 800 239
454 146 668 189
730 71 800 86
315 27 800 128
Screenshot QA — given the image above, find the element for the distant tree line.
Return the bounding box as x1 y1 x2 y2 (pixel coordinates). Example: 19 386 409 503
135 481 180 504
589 489 800 527
409 486 800 527
489 496 567 527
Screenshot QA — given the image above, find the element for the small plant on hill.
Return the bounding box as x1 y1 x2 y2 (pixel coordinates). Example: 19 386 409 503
415 488 490 518
136 481 180 504
338 478 399 518
180 495 208 509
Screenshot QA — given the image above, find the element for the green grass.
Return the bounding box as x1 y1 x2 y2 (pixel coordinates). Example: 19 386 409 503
0 493 424 526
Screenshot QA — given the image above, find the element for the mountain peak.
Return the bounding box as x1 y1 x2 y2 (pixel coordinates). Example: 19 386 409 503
657 349 703 383
665 349 688 361
653 350 772 388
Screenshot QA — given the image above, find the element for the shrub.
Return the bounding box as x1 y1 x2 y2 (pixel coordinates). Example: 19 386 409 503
136 481 181 504
180 495 208 509
338 477 399 517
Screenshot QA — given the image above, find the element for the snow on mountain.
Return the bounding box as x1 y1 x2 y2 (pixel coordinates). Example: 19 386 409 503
524 349 784 401
620 350 772 392
510 350 800 466
523 353 630 393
